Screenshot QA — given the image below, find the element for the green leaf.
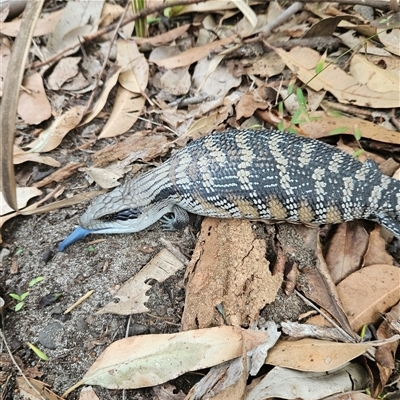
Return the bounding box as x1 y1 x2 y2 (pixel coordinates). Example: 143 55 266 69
296 88 307 110
27 342 49 361
15 247 24 256
87 245 95 252
20 292 29 301
290 108 303 125
315 59 325 74
29 276 44 287
9 293 21 300
287 82 295 96
328 127 350 135
15 302 24 311
352 149 365 158
354 127 362 141
278 121 284 131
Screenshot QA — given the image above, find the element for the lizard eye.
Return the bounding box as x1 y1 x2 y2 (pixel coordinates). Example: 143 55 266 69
101 208 142 222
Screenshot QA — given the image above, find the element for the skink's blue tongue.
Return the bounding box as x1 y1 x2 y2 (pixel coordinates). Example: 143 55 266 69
58 226 92 251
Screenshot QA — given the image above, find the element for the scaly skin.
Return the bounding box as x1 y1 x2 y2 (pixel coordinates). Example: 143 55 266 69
58 129 400 250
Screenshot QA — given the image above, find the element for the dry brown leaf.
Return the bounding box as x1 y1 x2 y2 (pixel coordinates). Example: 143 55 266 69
178 0 263 15
373 309 399 396
1 187 42 215
33 163 85 188
134 24 191 47
48 56 81 90
241 52 285 78
46 0 103 56
0 8 63 37
117 39 148 93
325 394 374 400
301 111 400 145
247 364 369 400
337 264 400 331
182 219 283 330
152 36 237 69
26 105 85 152
98 86 145 138
64 326 270 394
324 222 369 284
96 249 185 315
192 56 241 97
175 112 222 146
350 54 400 93
0 38 11 96
273 46 400 108
18 72 51 124
363 226 394 267
79 386 99 400
93 131 169 167
378 27 400 56
80 65 122 126
300 241 354 336
83 167 122 189
159 68 191 95
16 376 63 400
265 338 372 372
13 145 60 167
236 87 271 119
20 190 105 216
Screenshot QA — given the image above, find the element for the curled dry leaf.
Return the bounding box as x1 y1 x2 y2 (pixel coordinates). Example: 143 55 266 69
96 249 185 315
26 105 85 153
18 72 51 125
273 46 400 108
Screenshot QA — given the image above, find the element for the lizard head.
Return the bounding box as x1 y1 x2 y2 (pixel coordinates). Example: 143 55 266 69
58 181 176 251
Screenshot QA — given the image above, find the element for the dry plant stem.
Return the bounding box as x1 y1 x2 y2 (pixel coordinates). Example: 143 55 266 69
84 0 129 114
30 0 204 69
321 100 373 118
294 290 357 343
1 0 45 211
261 2 303 37
159 237 190 265
64 290 94 314
0 330 47 400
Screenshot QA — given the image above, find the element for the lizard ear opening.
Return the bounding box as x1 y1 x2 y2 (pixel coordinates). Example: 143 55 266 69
101 208 142 222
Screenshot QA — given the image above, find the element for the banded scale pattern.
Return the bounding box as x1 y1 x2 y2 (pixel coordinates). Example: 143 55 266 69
79 129 400 239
